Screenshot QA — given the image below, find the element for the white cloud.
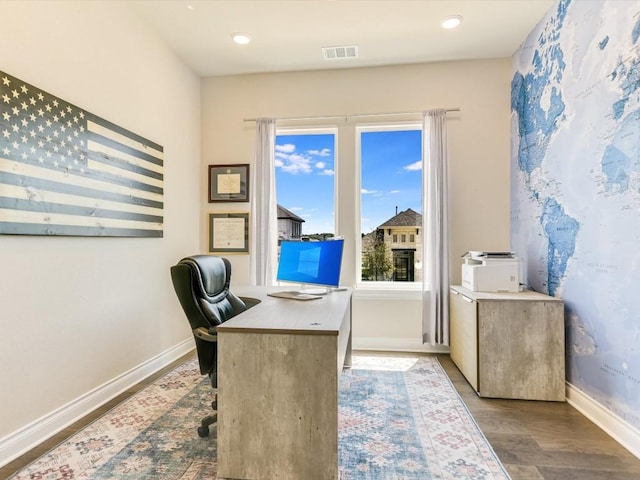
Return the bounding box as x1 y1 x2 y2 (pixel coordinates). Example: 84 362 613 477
361 188 378 194
388 190 400 194
308 148 331 157
275 143 296 153
280 153 312 174
275 144 333 176
274 144 313 174
404 160 422 171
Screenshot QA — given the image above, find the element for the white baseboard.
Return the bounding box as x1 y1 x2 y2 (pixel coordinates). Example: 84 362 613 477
566 382 640 459
0 338 194 468
353 336 450 354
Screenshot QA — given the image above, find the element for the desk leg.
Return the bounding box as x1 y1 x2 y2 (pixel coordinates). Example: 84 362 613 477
341 298 353 370
344 322 352 369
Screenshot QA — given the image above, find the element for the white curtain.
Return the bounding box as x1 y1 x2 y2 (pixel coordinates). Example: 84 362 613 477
422 109 450 345
250 118 278 286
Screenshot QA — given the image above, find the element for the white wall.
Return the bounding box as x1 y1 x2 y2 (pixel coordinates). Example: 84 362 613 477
0 0 200 454
201 59 512 350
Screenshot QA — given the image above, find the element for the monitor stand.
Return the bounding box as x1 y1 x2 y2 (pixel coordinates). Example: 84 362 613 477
299 286 330 296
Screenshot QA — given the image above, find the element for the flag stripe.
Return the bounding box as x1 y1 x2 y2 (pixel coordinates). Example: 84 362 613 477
87 140 164 176
82 155 163 194
0 157 163 204
0 221 163 237
0 182 163 217
86 130 164 167
86 114 163 155
0 70 164 237
87 155 163 188
0 196 163 223
0 208 162 231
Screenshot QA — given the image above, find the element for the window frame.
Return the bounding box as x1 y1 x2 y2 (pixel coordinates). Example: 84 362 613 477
355 122 424 292
274 126 339 239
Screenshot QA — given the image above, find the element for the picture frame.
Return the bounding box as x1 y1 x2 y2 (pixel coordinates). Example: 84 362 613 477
208 212 249 254
208 164 249 202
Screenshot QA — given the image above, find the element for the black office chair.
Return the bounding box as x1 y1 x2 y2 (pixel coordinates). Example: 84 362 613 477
170 255 258 437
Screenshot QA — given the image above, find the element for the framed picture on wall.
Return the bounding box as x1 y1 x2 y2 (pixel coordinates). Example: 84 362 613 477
208 212 249 254
208 164 249 202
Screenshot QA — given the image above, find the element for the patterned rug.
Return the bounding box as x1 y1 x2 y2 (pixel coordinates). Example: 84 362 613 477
8 355 510 480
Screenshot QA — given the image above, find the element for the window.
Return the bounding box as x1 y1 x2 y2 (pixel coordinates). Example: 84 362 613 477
358 124 423 284
274 129 336 243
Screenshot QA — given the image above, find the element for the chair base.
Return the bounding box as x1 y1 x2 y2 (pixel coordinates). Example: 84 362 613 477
197 413 217 438
197 395 218 437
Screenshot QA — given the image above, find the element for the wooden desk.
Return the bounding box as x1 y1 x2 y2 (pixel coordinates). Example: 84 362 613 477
216 287 352 480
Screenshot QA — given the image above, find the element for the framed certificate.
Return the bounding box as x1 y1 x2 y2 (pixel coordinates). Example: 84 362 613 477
208 164 249 202
208 212 249 254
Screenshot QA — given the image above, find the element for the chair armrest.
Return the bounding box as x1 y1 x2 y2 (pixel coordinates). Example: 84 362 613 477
240 296 261 310
193 327 217 342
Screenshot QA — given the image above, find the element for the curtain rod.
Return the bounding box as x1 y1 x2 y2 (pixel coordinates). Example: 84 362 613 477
243 107 460 123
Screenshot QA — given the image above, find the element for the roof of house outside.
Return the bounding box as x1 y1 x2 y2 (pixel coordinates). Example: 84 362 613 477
378 208 422 228
277 204 305 222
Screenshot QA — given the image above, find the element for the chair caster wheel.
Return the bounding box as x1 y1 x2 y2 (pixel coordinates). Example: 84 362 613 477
197 426 210 437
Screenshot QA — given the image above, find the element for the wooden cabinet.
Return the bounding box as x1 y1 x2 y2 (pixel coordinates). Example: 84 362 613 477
449 285 565 401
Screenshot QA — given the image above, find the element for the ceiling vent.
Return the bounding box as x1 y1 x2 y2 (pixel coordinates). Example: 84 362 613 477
322 45 359 60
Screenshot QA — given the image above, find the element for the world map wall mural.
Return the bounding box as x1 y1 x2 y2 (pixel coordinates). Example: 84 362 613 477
511 0 640 430
0 70 163 237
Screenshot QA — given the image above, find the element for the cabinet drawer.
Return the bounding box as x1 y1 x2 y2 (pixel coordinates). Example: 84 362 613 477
449 289 478 391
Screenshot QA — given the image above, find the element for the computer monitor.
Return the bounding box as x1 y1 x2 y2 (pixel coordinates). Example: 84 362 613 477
276 239 344 295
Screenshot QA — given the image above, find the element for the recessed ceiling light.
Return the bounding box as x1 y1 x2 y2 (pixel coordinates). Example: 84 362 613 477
231 33 252 45
186 5 194 10
441 15 463 29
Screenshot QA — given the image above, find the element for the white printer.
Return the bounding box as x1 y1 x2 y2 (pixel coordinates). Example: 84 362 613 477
461 251 520 293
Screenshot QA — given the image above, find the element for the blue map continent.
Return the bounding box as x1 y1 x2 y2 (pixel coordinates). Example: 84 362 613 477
633 16 640 44
511 0 570 181
540 198 579 296
610 22 640 120
598 36 609 50
512 0 575 295
602 108 640 193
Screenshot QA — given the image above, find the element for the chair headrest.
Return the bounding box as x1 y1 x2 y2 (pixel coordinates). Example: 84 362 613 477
178 255 231 300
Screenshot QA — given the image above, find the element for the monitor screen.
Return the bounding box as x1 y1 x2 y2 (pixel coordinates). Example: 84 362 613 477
276 239 344 288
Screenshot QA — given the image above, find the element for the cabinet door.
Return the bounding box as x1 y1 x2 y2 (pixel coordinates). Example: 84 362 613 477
449 289 478 391
478 300 565 400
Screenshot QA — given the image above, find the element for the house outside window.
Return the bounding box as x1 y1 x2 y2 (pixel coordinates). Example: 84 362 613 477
277 204 305 243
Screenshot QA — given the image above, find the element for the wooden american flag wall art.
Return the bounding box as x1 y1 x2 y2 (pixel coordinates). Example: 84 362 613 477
0 70 163 237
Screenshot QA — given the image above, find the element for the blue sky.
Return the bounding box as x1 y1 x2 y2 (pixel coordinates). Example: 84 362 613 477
275 133 336 234
275 129 422 235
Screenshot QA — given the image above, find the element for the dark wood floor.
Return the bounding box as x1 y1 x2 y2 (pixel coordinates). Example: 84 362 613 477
2 352 640 479
437 354 640 480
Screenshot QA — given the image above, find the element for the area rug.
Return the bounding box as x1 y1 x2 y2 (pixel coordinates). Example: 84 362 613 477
8 355 510 480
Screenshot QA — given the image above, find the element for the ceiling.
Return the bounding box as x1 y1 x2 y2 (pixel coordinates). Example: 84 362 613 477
128 0 555 78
